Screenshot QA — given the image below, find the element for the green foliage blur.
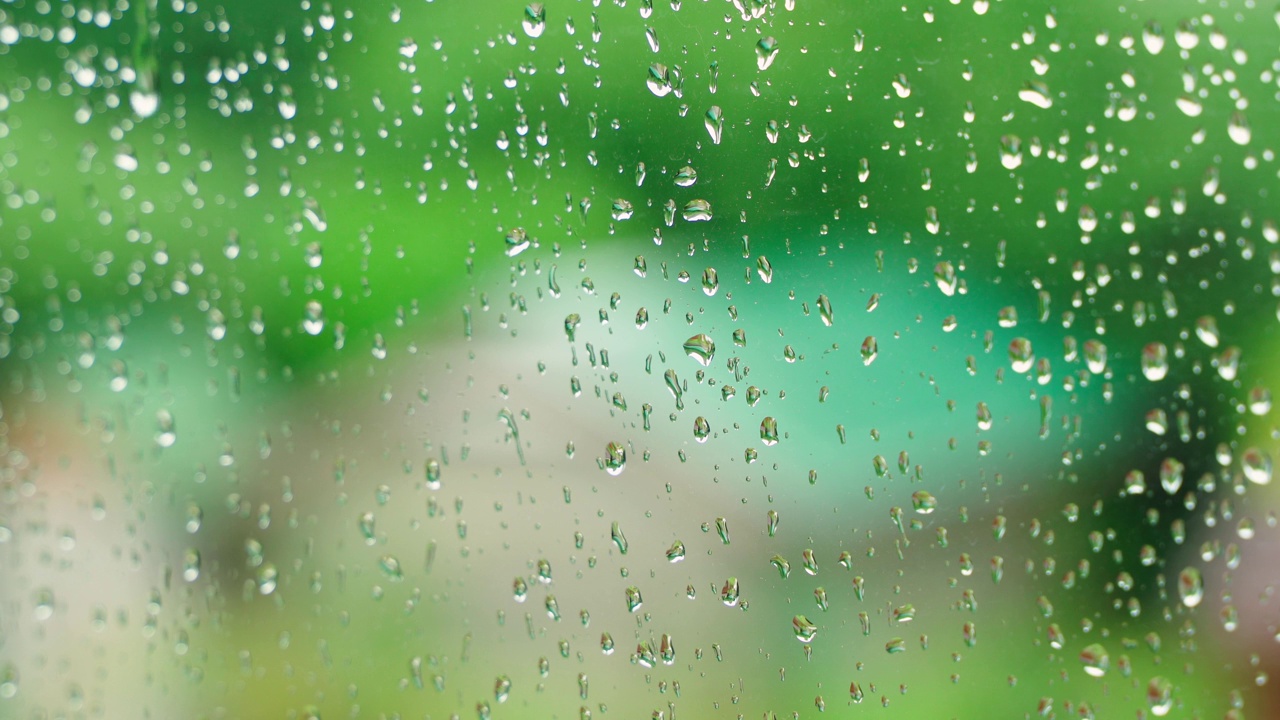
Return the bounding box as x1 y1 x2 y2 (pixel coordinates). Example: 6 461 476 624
1 0 1278 718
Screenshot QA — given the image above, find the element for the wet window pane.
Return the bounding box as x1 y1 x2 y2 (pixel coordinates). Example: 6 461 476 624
0 1 1276 718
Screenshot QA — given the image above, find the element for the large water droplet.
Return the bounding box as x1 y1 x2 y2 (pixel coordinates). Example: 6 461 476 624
934 261 958 296
1146 676 1173 716
860 336 878 366
522 3 547 38
760 417 779 446
1080 644 1110 677
647 63 671 96
683 334 715 366
684 199 714 222
704 106 723 144
1018 81 1052 109
1008 338 1035 374
604 442 626 475
816 294 833 326
1242 447 1272 485
911 491 937 514
1178 567 1203 608
792 615 817 642
755 37 780 70
1228 111 1251 145
1141 342 1169 381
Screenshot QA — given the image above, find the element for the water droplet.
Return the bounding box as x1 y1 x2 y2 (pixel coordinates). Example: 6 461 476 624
1141 342 1168 381
704 106 723 144
860 336 878 366
802 549 818 575
522 3 547 37
755 37 780 70
720 577 740 606
684 199 714 222
1242 448 1272 485
1082 340 1107 374
999 135 1023 169
792 615 817 642
258 564 279 594
645 25 660 52
504 227 531 258
611 198 634 221
1178 567 1203 608
771 554 791 578
513 577 529 602
377 555 403 582
816 294 834 326
683 334 716 366
1142 20 1165 54
674 165 698 187
1195 316 1220 348
625 586 643 613
666 541 685 562
1018 81 1052 109
760 417 779 446
182 548 201 582
849 682 864 703
1160 457 1184 494
664 369 685 410
1080 644 1110 677
1249 386 1272 415
1228 112 1251 145
911 491 937 514
1146 676 1173 716
1008 338 1035 374
130 89 159 119
647 63 671 96
751 257 774 286
715 517 730 545
934 261 958 296
604 442 626 475
303 300 325 336
892 73 911 98
692 416 712 443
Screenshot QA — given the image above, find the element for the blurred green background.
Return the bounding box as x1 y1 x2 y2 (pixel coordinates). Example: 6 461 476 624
1 0 1278 718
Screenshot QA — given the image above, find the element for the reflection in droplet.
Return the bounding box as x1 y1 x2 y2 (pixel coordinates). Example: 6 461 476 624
1178 567 1203 608
755 37 780 71
683 334 715 366
1080 644 1110 677
704 106 723 144
522 3 547 38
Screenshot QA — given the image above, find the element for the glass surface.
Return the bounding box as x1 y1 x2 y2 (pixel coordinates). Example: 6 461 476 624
0 1 1277 718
